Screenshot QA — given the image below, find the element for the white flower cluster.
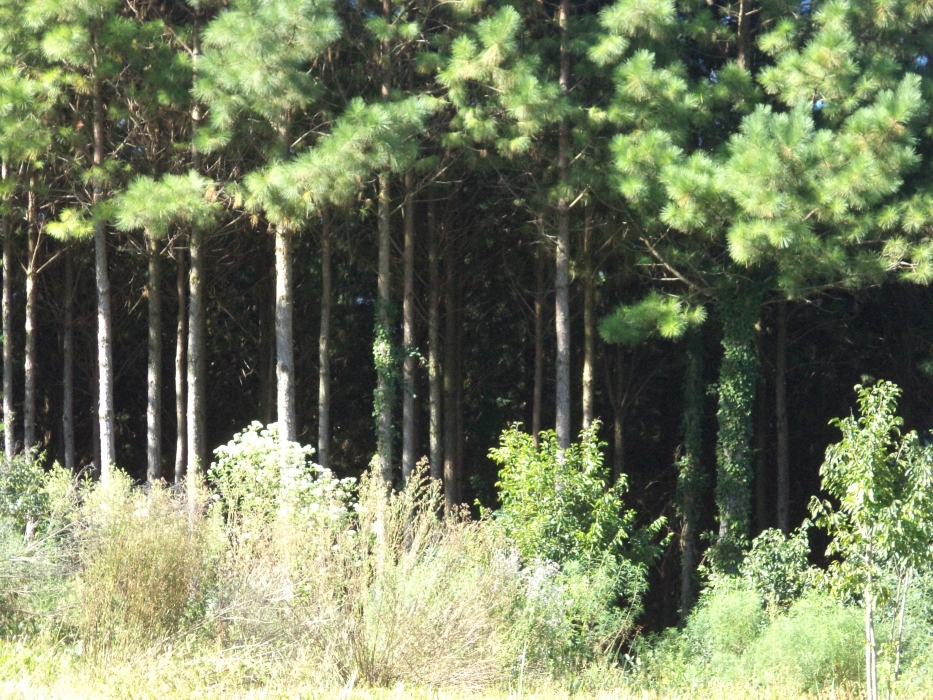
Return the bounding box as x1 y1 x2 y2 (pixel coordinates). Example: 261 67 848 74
208 422 356 527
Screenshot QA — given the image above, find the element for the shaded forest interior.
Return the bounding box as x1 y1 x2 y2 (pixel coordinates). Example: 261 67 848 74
13 202 933 627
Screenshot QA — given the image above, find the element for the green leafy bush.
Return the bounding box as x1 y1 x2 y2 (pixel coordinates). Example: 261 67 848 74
0 451 49 533
490 422 664 568
739 526 817 609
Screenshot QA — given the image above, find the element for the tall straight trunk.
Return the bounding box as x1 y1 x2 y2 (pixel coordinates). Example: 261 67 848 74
443 244 458 512
373 0 393 486
2 163 12 459
258 244 275 425
175 15 201 486
679 329 704 621
455 290 465 501
275 224 295 441
186 226 205 490
375 170 393 484
146 234 162 484
776 300 790 533
755 361 768 532
427 199 442 480
24 180 37 455
612 345 625 482
582 209 594 430
533 245 544 446
554 0 572 450
62 244 75 472
715 281 761 572
174 241 187 484
93 77 116 477
91 344 100 472
402 171 416 482
317 211 332 470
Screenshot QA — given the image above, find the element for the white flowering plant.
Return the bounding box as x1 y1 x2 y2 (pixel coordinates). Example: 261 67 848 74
207 422 356 530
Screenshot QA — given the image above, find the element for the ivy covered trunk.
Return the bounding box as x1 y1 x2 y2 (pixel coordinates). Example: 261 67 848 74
714 281 761 572
679 328 705 619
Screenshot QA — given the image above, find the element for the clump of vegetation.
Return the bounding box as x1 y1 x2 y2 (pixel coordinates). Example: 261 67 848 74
490 422 666 671
0 423 667 694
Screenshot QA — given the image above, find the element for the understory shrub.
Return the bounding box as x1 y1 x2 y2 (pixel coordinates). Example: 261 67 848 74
489 423 665 673
747 592 863 690
72 471 210 658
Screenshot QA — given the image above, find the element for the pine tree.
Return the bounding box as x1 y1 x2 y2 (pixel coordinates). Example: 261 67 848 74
115 172 219 484
196 0 341 442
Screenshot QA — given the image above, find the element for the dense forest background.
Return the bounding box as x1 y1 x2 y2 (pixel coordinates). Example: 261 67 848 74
2 0 933 633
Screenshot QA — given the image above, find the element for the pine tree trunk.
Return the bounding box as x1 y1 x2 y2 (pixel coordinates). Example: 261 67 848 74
92 76 116 478
612 345 625 482
679 329 704 621
776 300 790 533
62 244 75 472
146 234 162 484
258 242 275 425
2 164 12 459
375 170 393 485
317 211 332 470
373 0 393 486
186 225 205 485
582 209 594 430
554 0 572 450
533 245 544 446
275 224 295 441
443 243 458 512
24 181 37 456
174 241 187 485
714 282 761 572
755 366 768 532
427 199 442 481
402 171 416 483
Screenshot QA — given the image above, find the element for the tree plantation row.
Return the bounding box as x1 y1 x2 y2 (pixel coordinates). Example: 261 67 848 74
2 0 933 625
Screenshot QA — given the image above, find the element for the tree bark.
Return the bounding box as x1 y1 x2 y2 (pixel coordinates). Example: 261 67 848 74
2 163 12 459
427 198 442 481
776 299 790 533
402 171 416 483
582 208 594 430
755 364 768 533
63 244 75 472
258 240 275 425
174 240 187 485
146 233 162 484
373 0 393 486
554 0 572 450
375 170 393 485
275 224 295 441
679 329 704 621
533 244 544 446
317 211 332 470
443 240 458 512
24 180 37 456
91 68 116 477
186 225 205 486
612 345 625 482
